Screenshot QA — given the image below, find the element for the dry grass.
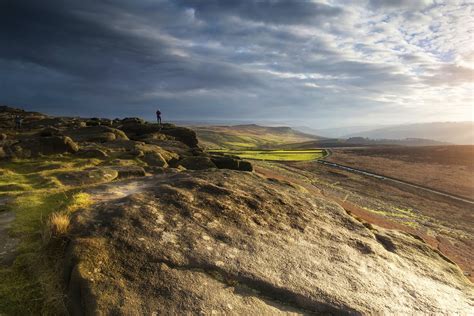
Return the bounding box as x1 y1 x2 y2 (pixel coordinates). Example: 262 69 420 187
43 212 70 244
42 192 90 244
327 146 474 199
48 213 70 236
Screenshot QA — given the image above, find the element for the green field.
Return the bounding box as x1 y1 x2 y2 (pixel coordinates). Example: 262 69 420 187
209 149 326 161
192 125 318 150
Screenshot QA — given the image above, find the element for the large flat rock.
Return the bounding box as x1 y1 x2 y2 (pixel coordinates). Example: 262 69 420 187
66 170 473 315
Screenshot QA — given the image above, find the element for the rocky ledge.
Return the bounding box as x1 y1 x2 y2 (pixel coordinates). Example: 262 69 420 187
0 105 251 172
66 170 473 315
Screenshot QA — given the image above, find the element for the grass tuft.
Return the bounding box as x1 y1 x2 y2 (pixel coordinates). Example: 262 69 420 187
48 213 70 237
67 192 91 213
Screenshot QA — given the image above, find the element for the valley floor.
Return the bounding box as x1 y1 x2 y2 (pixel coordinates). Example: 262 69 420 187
326 146 474 199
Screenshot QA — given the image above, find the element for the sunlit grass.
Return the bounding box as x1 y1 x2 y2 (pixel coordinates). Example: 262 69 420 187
195 127 316 150
0 155 95 314
361 206 425 228
0 189 87 314
208 149 325 161
362 207 415 219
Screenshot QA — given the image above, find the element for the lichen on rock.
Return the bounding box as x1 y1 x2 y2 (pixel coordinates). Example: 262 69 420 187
66 170 474 315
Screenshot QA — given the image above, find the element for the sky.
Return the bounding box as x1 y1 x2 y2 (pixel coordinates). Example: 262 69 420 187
0 0 473 128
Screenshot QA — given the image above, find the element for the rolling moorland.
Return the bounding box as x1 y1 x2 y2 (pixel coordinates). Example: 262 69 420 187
195 124 450 150
326 146 474 199
192 124 320 149
344 122 474 145
0 105 473 314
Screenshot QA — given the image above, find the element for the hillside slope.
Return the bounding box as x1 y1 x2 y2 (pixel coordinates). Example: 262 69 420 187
346 122 474 144
192 124 320 149
0 105 473 314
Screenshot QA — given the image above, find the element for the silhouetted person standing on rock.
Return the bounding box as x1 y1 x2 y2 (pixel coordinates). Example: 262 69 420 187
14 115 23 130
156 109 161 125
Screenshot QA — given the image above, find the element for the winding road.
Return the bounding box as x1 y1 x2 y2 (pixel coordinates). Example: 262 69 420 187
317 158 474 205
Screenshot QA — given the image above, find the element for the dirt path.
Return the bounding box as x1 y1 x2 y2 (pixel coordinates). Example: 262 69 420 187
0 197 18 265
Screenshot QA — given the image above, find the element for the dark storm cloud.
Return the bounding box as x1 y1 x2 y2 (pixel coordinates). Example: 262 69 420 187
0 0 470 124
0 1 168 79
0 0 269 116
0 0 261 88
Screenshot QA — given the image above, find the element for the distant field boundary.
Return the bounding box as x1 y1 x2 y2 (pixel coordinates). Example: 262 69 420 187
207 148 328 162
317 159 474 205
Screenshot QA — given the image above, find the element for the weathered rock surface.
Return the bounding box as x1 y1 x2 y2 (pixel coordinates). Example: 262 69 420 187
211 155 253 172
54 168 118 186
0 105 46 129
238 160 253 171
160 126 199 148
119 122 199 148
64 126 128 143
76 148 108 159
178 156 216 170
111 166 147 179
66 171 474 315
134 143 178 163
119 117 145 125
5 136 79 158
85 118 113 127
140 152 168 167
38 126 62 137
144 139 191 156
118 122 164 137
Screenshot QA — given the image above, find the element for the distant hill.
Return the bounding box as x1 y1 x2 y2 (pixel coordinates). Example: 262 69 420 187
193 123 450 149
345 122 474 145
295 125 387 138
280 137 448 149
192 124 321 149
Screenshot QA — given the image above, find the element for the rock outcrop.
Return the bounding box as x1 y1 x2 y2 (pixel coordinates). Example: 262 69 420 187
54 168 118 186
178 156 216 170
0 107 218 172
66 171 473 315
211 155 254 172
5 136 79 158
76 148 109 159
64 126 129 143
119 121 199 148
